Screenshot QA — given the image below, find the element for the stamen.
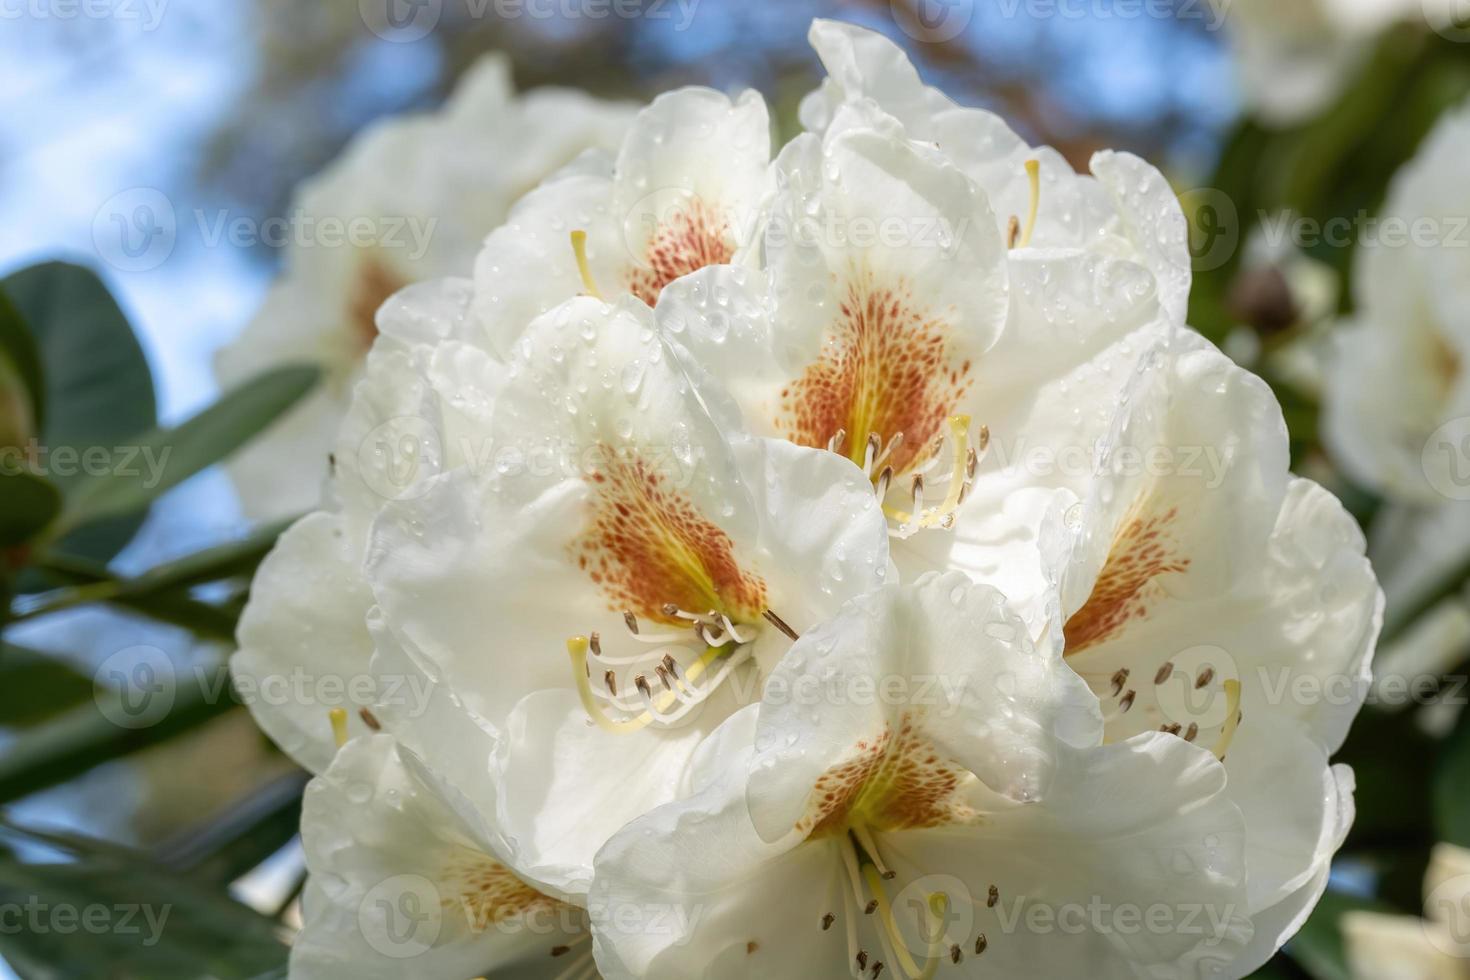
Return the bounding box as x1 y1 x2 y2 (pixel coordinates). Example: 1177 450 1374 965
763 608 801 641
1213 680 1242 760
589 632 602 657
852 824 896 880
862 865 931 980
358 707 382 731
875 466 893 501
1020 160 1041 248
568 634 753 733
1006 214 1021 249
863 433 881 476
882 416 976 538
872 432 902 473
828 428 848 456
570 230 603 300
328 708 349 749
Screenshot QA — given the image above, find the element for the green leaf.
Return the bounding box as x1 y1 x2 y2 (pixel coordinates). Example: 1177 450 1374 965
0 289 43 436
3 262 157 563
0 666 238 804
0 817 288 979
1287 888 1396 980
0 469 61 548
57 365 320 534
155 772 308 887
1435 704 1470 849
0 644 94 728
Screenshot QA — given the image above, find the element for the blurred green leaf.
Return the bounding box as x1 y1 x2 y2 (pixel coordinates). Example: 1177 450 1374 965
3 261 157 564
1435 703 1470 849
0 817 288 979
0 644 94 729
0 288 43 434
0 469 61 548
1288 888 1397 980
57 365 319 534
0 670 238 805
156 772 307 887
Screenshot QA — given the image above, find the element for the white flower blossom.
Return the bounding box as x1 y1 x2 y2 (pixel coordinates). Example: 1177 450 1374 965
216 57 634 521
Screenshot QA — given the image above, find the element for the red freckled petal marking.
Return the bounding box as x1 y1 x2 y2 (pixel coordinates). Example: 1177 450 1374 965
1064 502 1191 655
572 446 766 625
626 197 734 307
780 270 970 475
442 851 566 931
796 716 976 838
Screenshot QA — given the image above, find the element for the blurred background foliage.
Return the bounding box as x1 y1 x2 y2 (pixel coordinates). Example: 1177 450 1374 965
1 0 1469 977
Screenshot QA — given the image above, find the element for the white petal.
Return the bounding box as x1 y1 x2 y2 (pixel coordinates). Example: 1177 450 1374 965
231 511 373 773
294 735 585 980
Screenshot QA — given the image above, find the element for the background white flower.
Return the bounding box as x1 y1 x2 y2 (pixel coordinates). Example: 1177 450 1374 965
215 57 634 522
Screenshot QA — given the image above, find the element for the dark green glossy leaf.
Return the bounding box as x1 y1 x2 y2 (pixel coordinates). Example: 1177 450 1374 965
0 817 288 979
0 469 61 548
1435 703 1470 849
4 262 158 563
58 365 319 533
0 667 239 805
0 288 43 435
0 644 94 729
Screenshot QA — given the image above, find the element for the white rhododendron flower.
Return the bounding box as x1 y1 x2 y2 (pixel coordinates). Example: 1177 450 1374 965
1046 336 1380 974
364 295 891 898
799 20 1194 326
1324 101 1470 675
1325 102 1470 506
221 18 1386 980
231 278 503 773
472 85 773 354
592 573 1254 979
1343 843 1470 978
216 57 634 520
293 735 594 980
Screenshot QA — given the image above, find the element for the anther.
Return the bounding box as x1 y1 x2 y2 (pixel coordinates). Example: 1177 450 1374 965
828 428 848 455
822 913 835 931
876 466 893 500
604 671 618 697
1118 690 1136 713
864 433 881 475
1154 662 1173 686
865 900 878 915
987 885 999 908
1111 668 1130 696
763 608 800 641
624 611 640 635
975 935 988 955
358 707 382 731
950 945 963 964
871 964 884 978
1184 722 1199 742
1196 667 1215 689
1161 723 1182 736
1007 215 1021 248
590 632 602 657
857 952 869 971
551 945 570 957
911 475 925 517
